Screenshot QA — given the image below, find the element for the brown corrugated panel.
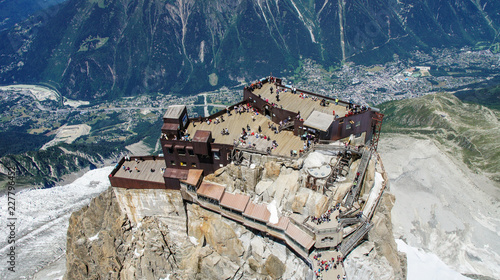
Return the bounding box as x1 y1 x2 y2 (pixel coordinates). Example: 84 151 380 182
193 130 211 142
196 182 225 201
162 123 179 131
163 105 185 119
268 216 290 231
243 201 271 223
285 223 315 250
220 192 250 212
164 168 189 180
180 169 203 186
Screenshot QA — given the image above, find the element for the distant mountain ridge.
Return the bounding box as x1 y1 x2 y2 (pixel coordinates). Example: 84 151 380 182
0 0 67 31
0 0 499 100
380 92 500 184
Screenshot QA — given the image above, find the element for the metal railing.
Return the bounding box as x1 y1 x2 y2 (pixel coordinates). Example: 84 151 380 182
340 221 373 256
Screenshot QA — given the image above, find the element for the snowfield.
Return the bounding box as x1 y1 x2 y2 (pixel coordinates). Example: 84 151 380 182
396 239 472 280
0 166 113 280
380 135 500 279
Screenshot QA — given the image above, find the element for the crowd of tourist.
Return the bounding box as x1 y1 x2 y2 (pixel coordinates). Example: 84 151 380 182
313 252 346 280
310 204 342 225
160 129 192 141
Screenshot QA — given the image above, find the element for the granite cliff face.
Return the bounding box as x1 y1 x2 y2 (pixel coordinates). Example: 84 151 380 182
344 193 407 280
65 187 312 279
1 0 499 100
65 153 405 279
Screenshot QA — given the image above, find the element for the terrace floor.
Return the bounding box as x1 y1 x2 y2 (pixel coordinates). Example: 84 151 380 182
253 83 349 120
114 158 166 183
186 109 304 157
311 250 345 280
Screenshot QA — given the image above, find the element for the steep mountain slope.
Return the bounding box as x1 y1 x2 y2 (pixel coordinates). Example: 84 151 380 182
0 0 67 31
0 0 499 100
380 92 500 183
377 93 500 279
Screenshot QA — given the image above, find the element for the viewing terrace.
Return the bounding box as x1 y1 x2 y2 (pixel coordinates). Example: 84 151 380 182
185 106 304 157
110 156 166 189
251 82 349 120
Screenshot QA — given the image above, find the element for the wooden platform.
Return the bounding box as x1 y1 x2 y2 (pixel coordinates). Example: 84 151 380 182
186 110 304 157
114 159 166 183
254 83 348 120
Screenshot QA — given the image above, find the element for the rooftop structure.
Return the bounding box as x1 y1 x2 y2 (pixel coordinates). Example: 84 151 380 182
108 76 386 278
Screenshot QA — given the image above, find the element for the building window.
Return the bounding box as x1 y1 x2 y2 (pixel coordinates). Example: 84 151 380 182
167 148 174 154
346 124 352 130
355 121 361 127
191 163 197 168
180 161 187 166
214 151 220 160
187 184 196 192
200 154 212 164
170 160 176 166
177 148 186 155
188 149 194 156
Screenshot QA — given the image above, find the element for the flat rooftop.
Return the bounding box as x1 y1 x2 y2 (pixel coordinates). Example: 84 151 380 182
163 105 185 119
197 181 225 201
114 158 166 183
220 192 251 212
186 108 304 156
244 201 271 223
286 222 315 250
253 82 348 120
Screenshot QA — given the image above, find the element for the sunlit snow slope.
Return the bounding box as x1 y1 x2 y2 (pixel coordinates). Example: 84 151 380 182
380 135 500 279
0 166 113 279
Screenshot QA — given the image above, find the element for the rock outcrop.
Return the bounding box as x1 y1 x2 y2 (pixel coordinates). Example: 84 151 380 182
344 193 407 280
65 187 313 280
65 151 405 280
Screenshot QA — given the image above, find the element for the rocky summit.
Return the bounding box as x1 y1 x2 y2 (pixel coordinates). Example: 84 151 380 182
65 148 406 279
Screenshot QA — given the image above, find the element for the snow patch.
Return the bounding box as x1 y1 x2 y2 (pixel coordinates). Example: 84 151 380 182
267 200 279 224
47 270 62 276
396 239 472 280
88 232 99 242
362 172 384 217
134 248 144 258
189 236 199 246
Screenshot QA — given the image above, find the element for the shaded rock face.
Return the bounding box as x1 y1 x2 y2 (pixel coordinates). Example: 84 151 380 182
64 153 404 279
187 204 244 262
65 188 182 280
65 188 130 279
184 203 312 280
264 254 286 279
65 187 312 279
344 193 407 280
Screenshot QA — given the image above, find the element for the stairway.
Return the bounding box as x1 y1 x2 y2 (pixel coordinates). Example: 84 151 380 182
339 221 373 256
